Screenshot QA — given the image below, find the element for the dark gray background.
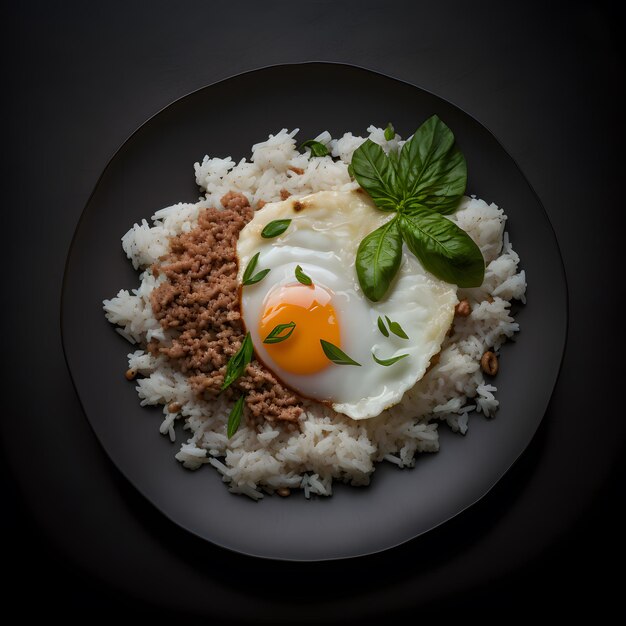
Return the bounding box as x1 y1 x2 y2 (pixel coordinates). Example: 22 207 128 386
3 0 625 620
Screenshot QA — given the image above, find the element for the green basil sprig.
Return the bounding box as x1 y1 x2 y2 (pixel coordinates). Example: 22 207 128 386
320 340 361 366
351 115 484 301
221 332 253 390
300 139 329 157
227 395 245 438
242 252 270 286
264 322 296 344
384 123 395 141
261 219 291 238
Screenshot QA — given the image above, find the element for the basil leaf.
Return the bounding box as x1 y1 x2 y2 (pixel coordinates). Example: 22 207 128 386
227 395 245 438
350 139 401 211
347 163 354 178
355 217 403 302
221 332 254 390
388 148 399 170
295 265 312 286
384 316 409 339
377 316 389 337
261 219 291 238
263 321 296 344
300 139 329 157
320 340 361 366
384 123 395 141
398 115 466 214
399 210 484 287
243 269 270 286
372 351 409 367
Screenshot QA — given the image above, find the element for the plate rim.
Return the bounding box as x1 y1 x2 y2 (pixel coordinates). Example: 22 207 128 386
60 61 569 562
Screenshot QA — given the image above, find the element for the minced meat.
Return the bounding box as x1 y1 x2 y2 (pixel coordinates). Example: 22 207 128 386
150 192 303 424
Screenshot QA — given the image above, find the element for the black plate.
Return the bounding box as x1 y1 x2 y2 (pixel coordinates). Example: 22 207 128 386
61 63 567 561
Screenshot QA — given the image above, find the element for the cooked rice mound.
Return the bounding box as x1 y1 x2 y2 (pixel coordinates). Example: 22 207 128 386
103 126 527 500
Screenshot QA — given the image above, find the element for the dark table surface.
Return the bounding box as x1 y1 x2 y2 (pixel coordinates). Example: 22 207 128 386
4 0 625 620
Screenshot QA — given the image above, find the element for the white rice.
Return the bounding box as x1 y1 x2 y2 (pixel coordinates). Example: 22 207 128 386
103 126 527 499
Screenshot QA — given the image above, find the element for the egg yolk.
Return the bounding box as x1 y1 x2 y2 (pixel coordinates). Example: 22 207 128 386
258 282 340 375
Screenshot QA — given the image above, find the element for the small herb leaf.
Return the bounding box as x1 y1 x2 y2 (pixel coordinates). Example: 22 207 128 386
242 252 259 283
350 139 401 212
384 316 409 339
242 251 270 286
372 351 409 367
243 268 270 286
221 332 254 390
347 163 354 178
377 316 389 337
320 340 361 366
261 219 291 238
355 217 403 302
300 139 330 157
400 210 484 288
263 322 296 344
295 265 312 286
227 395 245 438
398 115 467 215
384 123 395 141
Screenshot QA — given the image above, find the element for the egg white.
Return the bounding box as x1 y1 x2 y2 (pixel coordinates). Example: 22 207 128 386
237 190 458 419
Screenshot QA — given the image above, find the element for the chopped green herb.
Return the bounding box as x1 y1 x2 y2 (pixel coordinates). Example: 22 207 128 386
243 268 270 286
320 339 361 366
384 122 395 141
300 139 329 157
384 316 409 340
261 219 291 238
377 316 389 337
372 351 409 367
242 252 271 286
227 395 245 438
242 252 260 283
221 332 253 390
295 265 312 286
263 321 296 344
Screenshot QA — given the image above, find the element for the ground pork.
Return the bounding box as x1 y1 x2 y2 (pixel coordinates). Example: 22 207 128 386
150 192 303 424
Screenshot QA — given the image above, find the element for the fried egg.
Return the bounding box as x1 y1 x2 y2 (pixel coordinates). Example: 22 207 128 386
236 190 458 419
